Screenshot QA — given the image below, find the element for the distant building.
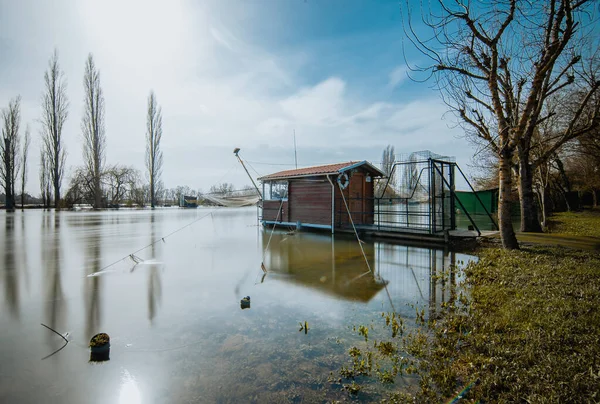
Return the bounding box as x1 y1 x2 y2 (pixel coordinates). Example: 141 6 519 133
179 195 198 208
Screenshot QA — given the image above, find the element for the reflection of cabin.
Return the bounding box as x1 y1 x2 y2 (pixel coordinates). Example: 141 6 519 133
262 231 386 302
258 161 385 233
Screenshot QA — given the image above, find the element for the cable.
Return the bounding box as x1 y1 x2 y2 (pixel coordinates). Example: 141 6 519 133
337 182 373 275
256 192 288 284
243 159 263 178
337 182 397 312
89 210 217 275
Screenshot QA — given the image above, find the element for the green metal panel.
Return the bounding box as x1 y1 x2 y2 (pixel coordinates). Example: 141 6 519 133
455 189 498 216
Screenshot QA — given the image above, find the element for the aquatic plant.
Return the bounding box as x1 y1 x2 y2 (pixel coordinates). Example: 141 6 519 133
342 381 361 395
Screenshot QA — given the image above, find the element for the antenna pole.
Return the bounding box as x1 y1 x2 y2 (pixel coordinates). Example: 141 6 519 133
233 148 262 199
293 129 298 169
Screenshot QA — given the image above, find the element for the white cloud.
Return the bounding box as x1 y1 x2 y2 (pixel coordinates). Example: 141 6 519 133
388 65 409 89
280 77 346 126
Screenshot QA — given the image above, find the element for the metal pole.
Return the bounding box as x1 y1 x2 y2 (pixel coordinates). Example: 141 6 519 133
327 175 335 234
233 148 262 199
293 129 298 169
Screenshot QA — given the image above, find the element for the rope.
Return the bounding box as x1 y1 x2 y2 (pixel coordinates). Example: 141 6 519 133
337 182 397 312
90 210 216 275
337 182 373 274
243 159 263 178
256 195 286 284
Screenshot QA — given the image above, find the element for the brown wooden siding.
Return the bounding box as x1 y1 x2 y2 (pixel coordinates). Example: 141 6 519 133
334 171 375 227
262 200 289 222
289 180 332 226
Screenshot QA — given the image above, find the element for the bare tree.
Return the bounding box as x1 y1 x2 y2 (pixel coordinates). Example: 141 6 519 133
403 0 600 248
567 125 600 207
41 49 69 209
81 53 106 209
209 183 234 196
64 166 94 207
1 96 22 212
377 145 396 197
104 164 139 206
20 126 30 208
382 144 395 183
146 91 163 208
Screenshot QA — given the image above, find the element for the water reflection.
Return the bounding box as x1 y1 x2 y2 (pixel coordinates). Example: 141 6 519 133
373 241 462 318
3 214 19 318
263 230 464 316
85 231 102 339
119 369 142 404
20 214 30 293
262 232 387 302
147 214 162 322
45 214 65 338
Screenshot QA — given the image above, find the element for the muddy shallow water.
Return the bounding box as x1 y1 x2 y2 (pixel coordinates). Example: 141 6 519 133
0 208 474 403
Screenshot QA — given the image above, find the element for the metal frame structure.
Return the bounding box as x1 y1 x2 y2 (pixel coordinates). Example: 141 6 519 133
338 151 497 236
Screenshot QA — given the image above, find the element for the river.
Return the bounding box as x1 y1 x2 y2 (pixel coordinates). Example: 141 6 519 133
0 207 475 403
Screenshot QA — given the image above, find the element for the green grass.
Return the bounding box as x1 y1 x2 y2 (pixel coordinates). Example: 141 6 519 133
415 246 600 403
548 209 600 238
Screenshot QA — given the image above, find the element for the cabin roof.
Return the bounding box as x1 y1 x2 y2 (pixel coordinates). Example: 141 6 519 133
258 160 385 181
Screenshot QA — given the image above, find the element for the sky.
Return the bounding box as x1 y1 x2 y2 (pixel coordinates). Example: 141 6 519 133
0 0 478 195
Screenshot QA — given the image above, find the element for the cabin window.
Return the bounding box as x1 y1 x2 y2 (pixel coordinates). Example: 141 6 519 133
264 181 288 201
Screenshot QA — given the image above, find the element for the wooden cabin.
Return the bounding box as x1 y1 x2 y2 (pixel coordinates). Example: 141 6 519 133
258 161 385 233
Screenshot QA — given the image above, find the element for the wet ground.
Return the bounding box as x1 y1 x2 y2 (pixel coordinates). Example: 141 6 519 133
0 208 475 403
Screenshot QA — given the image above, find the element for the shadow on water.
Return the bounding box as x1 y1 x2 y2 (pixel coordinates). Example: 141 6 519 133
4 214 19 318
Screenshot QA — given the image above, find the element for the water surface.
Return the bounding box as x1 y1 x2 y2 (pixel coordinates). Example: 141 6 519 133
0 208 474 403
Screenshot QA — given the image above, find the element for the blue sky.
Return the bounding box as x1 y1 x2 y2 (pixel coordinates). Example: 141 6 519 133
0 0 475 194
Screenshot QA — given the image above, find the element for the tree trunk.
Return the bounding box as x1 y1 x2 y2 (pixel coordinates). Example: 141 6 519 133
517 153 542 232
94 176 101 209
6 178 14 211
593 190 597 208
46 182 52 210
538 185 551 228
54 170 60 210
499 150 519 249
150 180 155 208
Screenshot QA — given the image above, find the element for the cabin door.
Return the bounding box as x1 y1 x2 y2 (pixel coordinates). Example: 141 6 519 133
349 173 364 224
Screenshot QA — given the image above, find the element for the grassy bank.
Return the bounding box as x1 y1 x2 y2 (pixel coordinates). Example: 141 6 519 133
548 208 600 238
336 211 600 403
417 246 600 403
